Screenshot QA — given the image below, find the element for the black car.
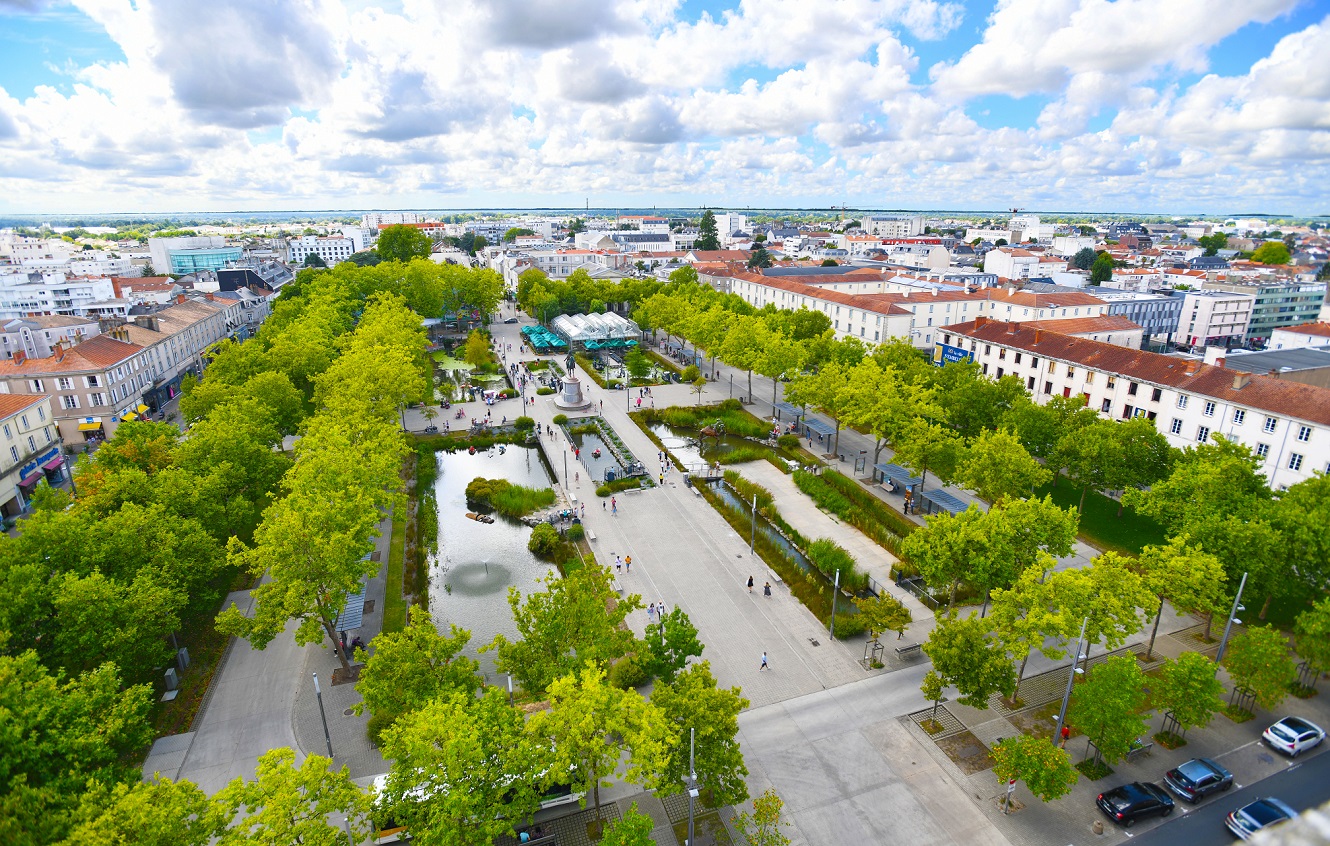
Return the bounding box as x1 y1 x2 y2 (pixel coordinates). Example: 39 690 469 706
1226 798 1296 840
504 317 519 324
1096 782 1175 827
1163 757 1233 803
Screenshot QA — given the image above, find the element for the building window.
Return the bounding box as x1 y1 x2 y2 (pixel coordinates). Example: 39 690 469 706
1 424 8 439
89 393 105 407
1203 401 1216 417
984 344 991 355
1106 376 1116 389
1196 426 1209 443
1288 453 1303 471
1085 372 1094 384
982 363 989 375
1264 416 1277 433
60 396 78 410
37 407 44 421
27 435 34 451
996 367 1004 378
1297 425 1311 442
1127 382 1138 396
56 377 73 390
1101 398 1111 413
1014 353 1022 364
28 380 43 392
8 446 16 463
86 375 100 387
1170 419 1183 435
1044 381 1053 395
1176 395 1188 409
1149 387 1160 402
1256 443 1270 458
1027 376 1035 391
1232 409 1246 425
1067 366 1075 377
1030 357 1038 367
20 415 27 429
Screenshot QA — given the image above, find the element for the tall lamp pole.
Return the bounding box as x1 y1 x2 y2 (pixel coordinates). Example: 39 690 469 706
829 569 840 639
1052 617 1088 746
313 673 355 846
1216 572 1248 666
684 728 698 846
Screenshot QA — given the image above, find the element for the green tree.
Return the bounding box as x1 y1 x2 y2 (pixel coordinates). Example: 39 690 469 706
378 690 539 846
695 210 721 251
854 592 913 644
462 329 491 369
489 566 642 695
732 789 792 846
1001 394 1096 461
1067 655 1149 765
990 558 1080 692
568 218 588 235
1198 233 1228 255
921 669 946 720
302 252 327 268
922 612 1016 709
957 428 1050 504
1090 251 1114 283
51 569 185 681
216 748 372 846
840 357 938 465
651 662 750 807
0 654 154 845
643 607 704 684
601 804 655 846
1054 419 1120 512
893 418 965 492
1222 625 1296 713
1071 247 1096 270
747 246 774 268
1153 652 1225 739
820 258 837 266
1269 473 1330 611
900 505 989 608
624 347 651 382
62 777 226 846
376 225 433 262
1251 241 1290 264
1135 536 1226 660
1053 552 1153 662
348 250 381 266
756 333 805 406
528 665 673 821
1294 597 1330 688
991 735 1077 812
353 610 481 727
502 227 536 242
720 315 770 404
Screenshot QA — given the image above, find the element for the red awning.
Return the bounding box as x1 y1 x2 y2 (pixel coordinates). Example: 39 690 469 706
18 474 39 487
42 456 63 471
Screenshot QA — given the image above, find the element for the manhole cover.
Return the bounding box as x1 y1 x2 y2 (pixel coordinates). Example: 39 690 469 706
363 600 375 613
343 708 355 717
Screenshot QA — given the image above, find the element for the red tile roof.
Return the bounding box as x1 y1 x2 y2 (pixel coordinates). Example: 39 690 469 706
0 394 47 419
945 319 1330 427
1278 322 1330 338
731 272 912 316
1023 315 1142 335
688 250 752 262
0 335 143 375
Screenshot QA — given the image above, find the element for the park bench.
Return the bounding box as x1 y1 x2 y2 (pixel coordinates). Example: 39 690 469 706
1125 740 1154 762
894 642 923 659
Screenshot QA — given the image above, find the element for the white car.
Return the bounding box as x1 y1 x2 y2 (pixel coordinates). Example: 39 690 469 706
1262 716 1325 757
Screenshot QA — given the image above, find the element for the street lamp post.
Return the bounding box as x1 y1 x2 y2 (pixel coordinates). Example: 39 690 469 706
1216 572 1248 666
684 728 698 846
313 672 356 846
829 569 840 639
1052 617 1089 746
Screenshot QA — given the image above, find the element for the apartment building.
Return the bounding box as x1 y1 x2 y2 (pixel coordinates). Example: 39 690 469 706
0 393 61 517
0 335 152 443
983 247 1069 280
1178 290 1254 349
112 297 230 409
287 235 355 266
0 271 121 319
937 318 1330 489
862 215 924 238
147 236 242 275
1081 287 1184 345
1270 322 1330 350
1201 279 1326 346
0 315 101 360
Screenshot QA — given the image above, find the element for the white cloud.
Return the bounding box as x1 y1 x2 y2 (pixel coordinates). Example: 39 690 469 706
0 0 1325 213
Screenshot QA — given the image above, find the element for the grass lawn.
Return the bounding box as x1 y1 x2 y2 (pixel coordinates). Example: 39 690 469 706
1033 481 1167 555
383 513 408 634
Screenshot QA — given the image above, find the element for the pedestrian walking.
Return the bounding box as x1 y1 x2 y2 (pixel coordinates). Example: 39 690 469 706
759 651 769 671
659 474 664 486
763 581 772 597
625 555 631 573
747 575 754 593
1060 725 1070 748
580 503 585 517
615 554 622 574
657 599 667 616
602 500 606 511
611 497 617 516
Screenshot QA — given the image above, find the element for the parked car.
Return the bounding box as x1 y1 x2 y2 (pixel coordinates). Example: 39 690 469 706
423 425 438 434
1225 797 1297 840
1163 757 1233 803
1096 782 1175 827
1262 716 1325 757
504 317 519 324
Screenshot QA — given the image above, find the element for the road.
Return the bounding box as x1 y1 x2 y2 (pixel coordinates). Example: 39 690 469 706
1128 746 1329 845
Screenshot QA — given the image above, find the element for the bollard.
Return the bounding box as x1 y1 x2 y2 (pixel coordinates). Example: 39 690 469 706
1092 820 1103 836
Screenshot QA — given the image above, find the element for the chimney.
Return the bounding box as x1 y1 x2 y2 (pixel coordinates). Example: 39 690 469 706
53 341 65 362
1183 361 1199 376
1033 329 1043 344
1233 372 1252 390
1214 357 1225 369
1008 322 1020 334
13 350 25 366
176 294 186 305
975 316 988 328
931 287 938 296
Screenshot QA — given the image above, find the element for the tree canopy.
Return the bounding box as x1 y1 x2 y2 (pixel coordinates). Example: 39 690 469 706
376 225 433 262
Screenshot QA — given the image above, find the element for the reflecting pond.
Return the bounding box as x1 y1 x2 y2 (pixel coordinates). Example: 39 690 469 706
427 446 558 682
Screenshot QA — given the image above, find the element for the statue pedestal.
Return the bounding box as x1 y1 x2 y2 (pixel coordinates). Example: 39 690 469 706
554 373 591 410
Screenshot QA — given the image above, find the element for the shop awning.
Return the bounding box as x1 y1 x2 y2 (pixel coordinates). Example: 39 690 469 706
77 422 103 431
136 404 149 413
18 474 40 487
119 409 137 421
42 456 63 471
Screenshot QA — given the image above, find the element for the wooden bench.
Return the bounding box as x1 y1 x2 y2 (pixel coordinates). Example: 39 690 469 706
584 527 597 542
1125 741 1153 762
895 642 923 659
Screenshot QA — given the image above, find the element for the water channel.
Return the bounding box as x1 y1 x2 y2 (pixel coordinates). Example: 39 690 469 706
649 422 763 468
427 445 558 682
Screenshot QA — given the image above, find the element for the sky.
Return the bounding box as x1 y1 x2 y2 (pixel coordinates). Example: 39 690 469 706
0 0 1327 216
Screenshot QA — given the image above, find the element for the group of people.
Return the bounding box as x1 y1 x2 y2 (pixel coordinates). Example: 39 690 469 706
746 575 773 596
